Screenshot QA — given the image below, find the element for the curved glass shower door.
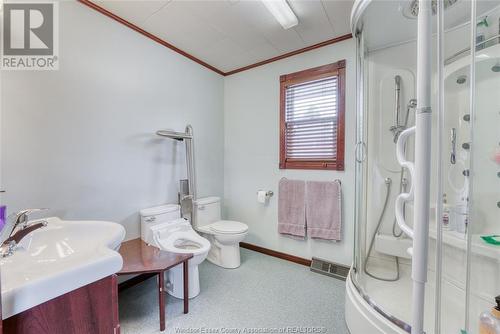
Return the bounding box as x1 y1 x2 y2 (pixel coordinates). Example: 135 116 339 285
351 3 420 330
349 1 500 334
466 6 500 332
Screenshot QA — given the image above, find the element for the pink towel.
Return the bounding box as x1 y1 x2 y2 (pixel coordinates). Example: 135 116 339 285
306 180 342 241
278 178 306 237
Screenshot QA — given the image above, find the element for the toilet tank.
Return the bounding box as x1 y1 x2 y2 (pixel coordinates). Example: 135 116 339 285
140 204 180 244
194 197 221 228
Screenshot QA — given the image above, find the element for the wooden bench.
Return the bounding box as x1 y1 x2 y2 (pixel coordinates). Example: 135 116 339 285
117 238 193 332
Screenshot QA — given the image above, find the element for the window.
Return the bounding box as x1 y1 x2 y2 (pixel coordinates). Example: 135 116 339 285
279 60 346 170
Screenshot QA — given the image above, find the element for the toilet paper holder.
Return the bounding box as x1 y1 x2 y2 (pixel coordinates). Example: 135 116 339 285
256 190 274 198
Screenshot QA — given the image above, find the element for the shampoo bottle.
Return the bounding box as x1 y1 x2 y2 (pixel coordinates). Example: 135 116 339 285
476 16 489 50
479 295 500 334
442 194 450 230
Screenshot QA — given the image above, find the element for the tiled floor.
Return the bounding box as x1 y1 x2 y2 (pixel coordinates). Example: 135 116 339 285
119 248 349 334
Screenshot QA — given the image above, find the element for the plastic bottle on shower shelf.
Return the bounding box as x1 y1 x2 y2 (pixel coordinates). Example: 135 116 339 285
453 179 469 235
476 16 489 51
493 147 500 166
453 204 468 234
479 295 500 334
442 194 450 230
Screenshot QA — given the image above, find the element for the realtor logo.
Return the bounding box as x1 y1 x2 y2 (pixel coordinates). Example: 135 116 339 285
2 2 59 70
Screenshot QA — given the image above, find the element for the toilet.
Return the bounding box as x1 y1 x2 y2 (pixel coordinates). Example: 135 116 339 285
194 197 248 269
140 204 210 299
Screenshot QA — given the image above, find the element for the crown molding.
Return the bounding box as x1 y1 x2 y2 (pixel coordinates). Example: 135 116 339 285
225 34 352 76
79 0 353 77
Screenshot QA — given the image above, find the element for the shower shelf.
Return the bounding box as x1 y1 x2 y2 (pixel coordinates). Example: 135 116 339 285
445 33 500 65
428 224 500 261
446 43 500 78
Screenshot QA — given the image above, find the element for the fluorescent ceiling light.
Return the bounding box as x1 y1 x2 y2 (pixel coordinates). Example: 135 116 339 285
261 0 298 30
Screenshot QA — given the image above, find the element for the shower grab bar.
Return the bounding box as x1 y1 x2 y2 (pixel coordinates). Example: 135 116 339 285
395 126 415 239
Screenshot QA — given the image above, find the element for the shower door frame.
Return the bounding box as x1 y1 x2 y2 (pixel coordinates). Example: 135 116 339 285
350 0 482 333
350 27 414 334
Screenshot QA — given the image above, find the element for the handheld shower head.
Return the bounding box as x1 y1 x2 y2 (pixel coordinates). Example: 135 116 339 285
156 130 193 141
390 98 417 143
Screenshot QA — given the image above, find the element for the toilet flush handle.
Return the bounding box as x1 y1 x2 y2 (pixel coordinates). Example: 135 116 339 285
145 216 156 222
197 205 205 210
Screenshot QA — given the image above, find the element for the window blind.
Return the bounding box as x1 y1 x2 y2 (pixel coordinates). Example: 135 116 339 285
284 76 338 160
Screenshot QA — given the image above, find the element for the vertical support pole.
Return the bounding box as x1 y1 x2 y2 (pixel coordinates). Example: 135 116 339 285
158 271 166 331
183 260 189 314
465 0 477 331
434 0 445 333
411 0 433 333
185 125 197 227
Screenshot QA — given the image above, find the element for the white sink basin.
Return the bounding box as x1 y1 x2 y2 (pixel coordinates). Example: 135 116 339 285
0 217 125 319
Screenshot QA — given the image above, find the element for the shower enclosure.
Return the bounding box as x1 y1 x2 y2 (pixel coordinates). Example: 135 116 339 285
346 1 500 334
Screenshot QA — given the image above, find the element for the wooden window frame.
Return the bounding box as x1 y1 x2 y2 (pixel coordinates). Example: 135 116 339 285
279 60 346 171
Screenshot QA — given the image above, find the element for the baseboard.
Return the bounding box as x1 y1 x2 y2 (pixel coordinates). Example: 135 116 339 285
240 242 312 267
118 273 157 292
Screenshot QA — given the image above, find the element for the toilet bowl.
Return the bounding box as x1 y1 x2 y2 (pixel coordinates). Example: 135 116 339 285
194 197 248 269
140 204 210 299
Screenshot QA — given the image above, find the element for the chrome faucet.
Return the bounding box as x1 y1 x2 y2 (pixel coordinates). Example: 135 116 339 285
11 209 48 231
0 208 49 257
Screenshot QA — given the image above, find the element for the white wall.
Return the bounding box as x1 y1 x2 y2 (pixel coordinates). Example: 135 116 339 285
0 2 224 240
1 2 357 265
223 39 356 266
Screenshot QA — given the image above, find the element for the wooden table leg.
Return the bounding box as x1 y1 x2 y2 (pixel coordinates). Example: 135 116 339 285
183 260 189 314
158 271 166 331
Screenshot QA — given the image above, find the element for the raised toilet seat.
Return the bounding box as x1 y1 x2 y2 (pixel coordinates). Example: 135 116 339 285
144 215 210 299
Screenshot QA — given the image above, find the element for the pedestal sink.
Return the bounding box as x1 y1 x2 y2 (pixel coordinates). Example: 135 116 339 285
0 217 125 319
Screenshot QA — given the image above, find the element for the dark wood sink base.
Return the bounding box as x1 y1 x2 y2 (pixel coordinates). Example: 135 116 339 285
3 275 119 334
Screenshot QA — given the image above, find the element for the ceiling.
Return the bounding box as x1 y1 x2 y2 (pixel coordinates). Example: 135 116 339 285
354 0 500 52
94 0 354 73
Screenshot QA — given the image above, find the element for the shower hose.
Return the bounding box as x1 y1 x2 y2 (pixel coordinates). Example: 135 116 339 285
363 171 407 282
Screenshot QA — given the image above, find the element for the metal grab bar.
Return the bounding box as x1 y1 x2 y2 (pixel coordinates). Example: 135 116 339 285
395 126 415 239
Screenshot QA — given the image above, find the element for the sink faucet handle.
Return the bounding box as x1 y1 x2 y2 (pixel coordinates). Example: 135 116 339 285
16 208 49 217
14 208 49 228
